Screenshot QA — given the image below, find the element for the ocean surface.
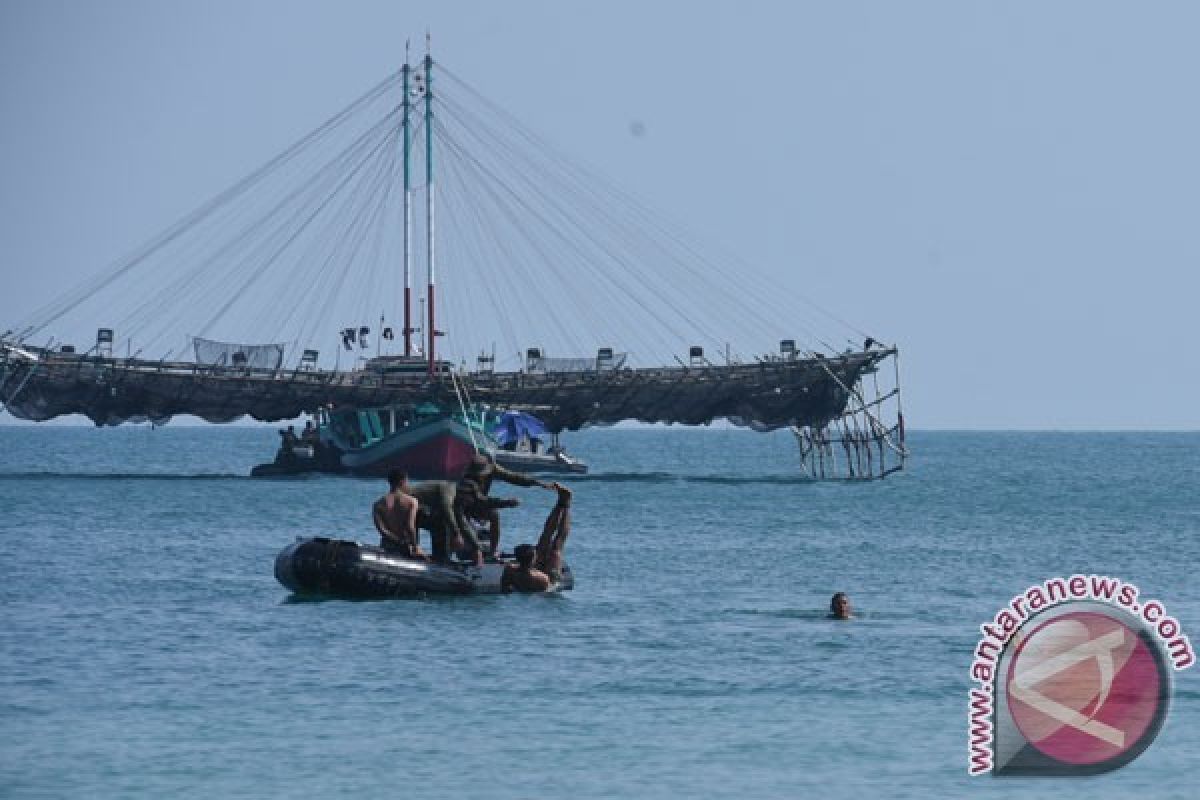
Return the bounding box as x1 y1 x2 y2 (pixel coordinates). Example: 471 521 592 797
1 426 1197 798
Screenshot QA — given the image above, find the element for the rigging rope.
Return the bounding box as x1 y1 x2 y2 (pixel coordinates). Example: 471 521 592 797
16 71 403 343
12 60 886 374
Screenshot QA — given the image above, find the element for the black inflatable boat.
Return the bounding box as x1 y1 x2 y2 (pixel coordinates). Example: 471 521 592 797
275 537 574 598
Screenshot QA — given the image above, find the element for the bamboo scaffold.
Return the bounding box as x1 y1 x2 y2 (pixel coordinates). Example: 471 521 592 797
790 348 906 480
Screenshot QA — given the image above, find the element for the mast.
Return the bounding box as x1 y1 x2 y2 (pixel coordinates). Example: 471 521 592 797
401 44 414 357
424 37 437 375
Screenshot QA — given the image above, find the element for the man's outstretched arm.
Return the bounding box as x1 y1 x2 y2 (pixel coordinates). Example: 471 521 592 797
493 463 550 490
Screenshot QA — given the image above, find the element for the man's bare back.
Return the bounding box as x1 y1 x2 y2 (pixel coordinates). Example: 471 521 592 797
373 470 421 557
501 564 553 593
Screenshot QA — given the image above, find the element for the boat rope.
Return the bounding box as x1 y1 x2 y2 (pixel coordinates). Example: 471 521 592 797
16 70 404 343
0 343 49 414
436 65 867 357
0 354 12 399
14 59 884 378
448 369 481 454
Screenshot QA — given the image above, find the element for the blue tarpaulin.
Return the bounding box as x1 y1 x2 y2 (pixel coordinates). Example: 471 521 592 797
491 411 547 447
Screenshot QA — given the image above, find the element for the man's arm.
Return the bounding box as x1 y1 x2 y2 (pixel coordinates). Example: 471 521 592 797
492 463 549 490
372 498 404 548
429 483 479 555
401 494 422 554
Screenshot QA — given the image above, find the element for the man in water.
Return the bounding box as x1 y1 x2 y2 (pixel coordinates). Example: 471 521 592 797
502 483 573 593
830 592 853 620
458 453 549 554
372 469 422 558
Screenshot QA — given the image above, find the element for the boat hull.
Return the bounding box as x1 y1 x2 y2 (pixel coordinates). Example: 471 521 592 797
275 537 574 598
492 449 588 475
337 417 479 479
251 418 481 480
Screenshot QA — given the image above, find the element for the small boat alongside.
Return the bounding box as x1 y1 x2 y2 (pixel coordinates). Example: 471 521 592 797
488 410 588 475
275 537 575 598
491 446 587 475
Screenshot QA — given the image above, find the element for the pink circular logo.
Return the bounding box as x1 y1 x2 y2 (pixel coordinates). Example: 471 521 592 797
1006 610 1167 768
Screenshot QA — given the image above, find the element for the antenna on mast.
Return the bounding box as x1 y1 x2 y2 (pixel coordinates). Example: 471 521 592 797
424 31 439 376
401 40 414 357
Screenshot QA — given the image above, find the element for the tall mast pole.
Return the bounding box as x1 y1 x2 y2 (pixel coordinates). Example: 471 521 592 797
424 36 437 376
401 43 413 357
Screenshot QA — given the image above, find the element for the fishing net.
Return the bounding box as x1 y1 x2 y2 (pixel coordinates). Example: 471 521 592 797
193 337 284 369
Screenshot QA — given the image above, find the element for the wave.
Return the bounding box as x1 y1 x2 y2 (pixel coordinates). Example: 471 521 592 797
571 471 679 483
0 471 250 481
726 607 915 622
685 474 829 486
0 469 849 486
576 472 827 486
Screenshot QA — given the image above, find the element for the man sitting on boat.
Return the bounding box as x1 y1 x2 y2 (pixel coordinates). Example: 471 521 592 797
457 453 550 555
372 469 422 558
502 483 573 593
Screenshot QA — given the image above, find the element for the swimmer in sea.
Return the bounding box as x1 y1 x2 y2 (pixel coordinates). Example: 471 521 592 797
830 592 852 620
501 483 573 593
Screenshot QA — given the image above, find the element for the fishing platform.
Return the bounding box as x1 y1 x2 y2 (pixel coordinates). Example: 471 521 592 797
1 41 906 480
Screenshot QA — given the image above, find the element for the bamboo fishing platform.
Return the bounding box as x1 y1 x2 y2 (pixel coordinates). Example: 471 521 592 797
1 340 891 432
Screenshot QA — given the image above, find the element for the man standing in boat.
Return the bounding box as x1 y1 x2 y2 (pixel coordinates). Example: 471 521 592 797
502 483 573 593
404 480 485 567
457 453 550 555
373 469 422 558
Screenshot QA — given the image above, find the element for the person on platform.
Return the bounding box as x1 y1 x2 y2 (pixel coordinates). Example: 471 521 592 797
502 483 573 593
279 425 300 454
372 469 421 558
301 419 319 444
457 453 550 555
830 592 853 620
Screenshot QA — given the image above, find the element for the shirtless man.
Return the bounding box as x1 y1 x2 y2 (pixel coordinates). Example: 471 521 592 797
372 469 422 558
501 483 573 593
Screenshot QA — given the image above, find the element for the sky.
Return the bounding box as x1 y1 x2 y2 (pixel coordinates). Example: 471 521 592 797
1 0 1197 429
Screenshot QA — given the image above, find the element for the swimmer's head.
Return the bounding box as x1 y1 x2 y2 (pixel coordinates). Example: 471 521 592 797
830 592 852 619
386 468 409 489
513 544 536 568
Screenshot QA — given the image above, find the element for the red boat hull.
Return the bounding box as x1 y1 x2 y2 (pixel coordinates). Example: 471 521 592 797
336 417 480 480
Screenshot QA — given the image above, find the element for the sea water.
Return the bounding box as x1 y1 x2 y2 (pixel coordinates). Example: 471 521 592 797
0 427 1196 798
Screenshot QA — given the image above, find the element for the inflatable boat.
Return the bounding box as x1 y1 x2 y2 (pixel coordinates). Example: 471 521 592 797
274 537 574 598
